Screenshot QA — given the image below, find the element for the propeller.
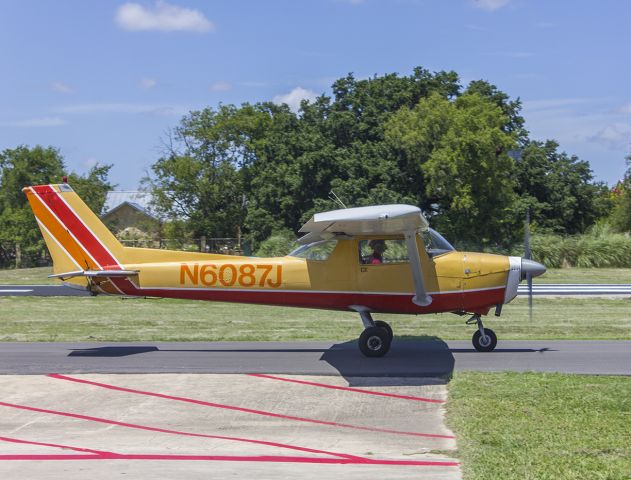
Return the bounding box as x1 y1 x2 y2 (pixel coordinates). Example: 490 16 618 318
524 210 533 320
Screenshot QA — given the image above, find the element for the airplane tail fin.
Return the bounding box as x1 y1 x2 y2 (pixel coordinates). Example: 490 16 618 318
23 184 125 285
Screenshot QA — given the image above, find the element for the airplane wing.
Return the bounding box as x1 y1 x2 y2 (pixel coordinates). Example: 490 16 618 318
299 204 432 307
298 204 429 244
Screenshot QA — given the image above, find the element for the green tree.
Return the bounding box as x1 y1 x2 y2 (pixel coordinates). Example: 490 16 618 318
0 146 65 267
515 140 611 234
146 105 258 240
68 164 115 215
386 92 519 245
610 155 631 232
0 145 114 267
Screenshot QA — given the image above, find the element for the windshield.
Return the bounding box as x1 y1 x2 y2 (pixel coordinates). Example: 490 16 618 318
421 228 455 256
288 240 338 261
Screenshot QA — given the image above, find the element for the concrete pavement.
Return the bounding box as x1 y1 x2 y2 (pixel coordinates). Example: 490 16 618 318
0 373 459 479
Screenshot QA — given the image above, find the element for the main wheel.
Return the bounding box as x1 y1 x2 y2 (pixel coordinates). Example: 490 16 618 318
472 328 497 352
374 320 393 341
359 327 391 357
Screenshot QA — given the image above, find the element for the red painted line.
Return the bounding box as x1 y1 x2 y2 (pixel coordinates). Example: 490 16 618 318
0 436 114 456
0 401 359 460
0 453 459 466
248 374 445 404
48 374 454 439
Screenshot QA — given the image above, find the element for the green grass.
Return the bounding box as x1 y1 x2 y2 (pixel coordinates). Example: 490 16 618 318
537 268 631 284
2 267 631 285
446 372 631 480
0 295 629 342
0 267 55 285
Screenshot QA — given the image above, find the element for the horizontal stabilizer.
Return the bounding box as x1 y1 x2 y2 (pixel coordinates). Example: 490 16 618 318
49 270 139 280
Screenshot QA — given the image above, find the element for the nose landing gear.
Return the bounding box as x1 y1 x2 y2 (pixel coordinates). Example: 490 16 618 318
467 314 497 352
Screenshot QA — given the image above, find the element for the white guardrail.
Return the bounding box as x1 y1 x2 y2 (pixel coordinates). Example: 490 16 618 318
517 284 631 296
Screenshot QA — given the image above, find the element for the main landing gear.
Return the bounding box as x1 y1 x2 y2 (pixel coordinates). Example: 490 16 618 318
357 311 393 357
467 314 497 352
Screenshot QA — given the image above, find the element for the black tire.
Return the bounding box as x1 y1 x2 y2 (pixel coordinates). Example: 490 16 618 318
359 327 391 357
472 328 497 352
374 320 393 341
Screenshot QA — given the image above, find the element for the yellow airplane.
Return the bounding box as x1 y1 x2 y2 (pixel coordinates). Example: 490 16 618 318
24 182 546 357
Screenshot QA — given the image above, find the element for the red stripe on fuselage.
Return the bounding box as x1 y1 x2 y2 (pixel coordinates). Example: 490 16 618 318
107 286 504 314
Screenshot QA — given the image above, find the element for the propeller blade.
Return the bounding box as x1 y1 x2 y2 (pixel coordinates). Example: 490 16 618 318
524 210 531 260
527 272 533 321
525 209 532 320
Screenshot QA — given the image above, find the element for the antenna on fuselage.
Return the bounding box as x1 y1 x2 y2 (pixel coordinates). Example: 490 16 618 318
329 190 347 209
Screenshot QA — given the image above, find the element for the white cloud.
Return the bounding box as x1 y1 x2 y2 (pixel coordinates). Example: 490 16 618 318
484 51 533 58
465 24 487 31
0 117 66 127
513 73 543 80
614 102 631 114
522 98 631 150
115 1 214 33
210 81 232 92
57 103 187 116
589 123 631 150
522 98 600 111
139 78 157 89
239 81 268 88
472 0 510 11
520 97 629 183
273 87 318 112
51 82 74 94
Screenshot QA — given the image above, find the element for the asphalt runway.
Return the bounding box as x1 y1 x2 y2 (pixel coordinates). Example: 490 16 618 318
0 285 89 296
1 340 630 378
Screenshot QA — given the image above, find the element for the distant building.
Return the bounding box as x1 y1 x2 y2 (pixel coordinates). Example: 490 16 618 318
101 191 161 245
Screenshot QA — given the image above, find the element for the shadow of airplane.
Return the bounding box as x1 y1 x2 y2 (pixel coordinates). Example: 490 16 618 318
66 338 557 387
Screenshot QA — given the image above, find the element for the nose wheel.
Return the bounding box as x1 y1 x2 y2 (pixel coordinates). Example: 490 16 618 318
467 314 498 352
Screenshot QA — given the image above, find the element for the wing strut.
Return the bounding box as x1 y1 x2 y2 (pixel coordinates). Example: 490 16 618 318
404 230 432 307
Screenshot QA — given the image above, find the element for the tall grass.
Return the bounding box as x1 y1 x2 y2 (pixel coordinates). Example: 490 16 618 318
518 226 631 268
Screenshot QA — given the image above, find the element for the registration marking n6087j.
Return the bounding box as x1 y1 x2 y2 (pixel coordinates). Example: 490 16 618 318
180 263 282 288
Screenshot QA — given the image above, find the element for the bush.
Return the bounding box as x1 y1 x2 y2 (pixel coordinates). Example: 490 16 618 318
254 229 297 257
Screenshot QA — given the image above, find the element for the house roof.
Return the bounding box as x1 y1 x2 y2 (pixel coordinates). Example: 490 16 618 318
102 191 158 219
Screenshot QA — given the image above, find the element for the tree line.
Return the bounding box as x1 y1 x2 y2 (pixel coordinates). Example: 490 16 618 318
145 67 616 249
1 67 629 267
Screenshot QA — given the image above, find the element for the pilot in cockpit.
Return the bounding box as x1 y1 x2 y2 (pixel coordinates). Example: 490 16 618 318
368 239 387 264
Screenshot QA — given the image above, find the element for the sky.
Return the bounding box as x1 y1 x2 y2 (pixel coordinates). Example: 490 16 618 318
1 0 630 189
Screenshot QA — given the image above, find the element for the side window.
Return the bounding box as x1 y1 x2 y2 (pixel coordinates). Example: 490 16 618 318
289 240 337 261
359 239 409 265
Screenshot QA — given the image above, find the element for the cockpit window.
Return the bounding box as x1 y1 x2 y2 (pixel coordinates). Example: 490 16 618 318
421 228 455 256
359 239 409 264
288 240 337 261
